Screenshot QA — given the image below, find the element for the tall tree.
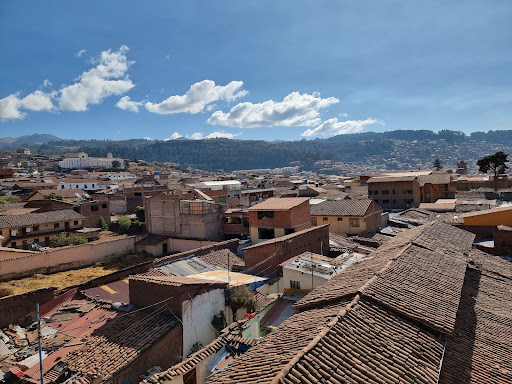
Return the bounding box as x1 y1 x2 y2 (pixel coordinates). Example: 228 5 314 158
477 151 509 191
433 158 442 170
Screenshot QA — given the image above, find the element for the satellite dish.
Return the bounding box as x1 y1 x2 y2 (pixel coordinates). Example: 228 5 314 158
75 193 83 200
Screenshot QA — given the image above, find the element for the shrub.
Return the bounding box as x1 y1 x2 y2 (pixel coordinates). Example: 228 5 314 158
50 232 88 247
135 206 145 222
97 216 109 231
44 192 63 200
211 311 227 335
116 216 132 233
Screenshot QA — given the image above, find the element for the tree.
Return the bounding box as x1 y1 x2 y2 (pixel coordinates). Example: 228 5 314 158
477 151 509 191
134 206 145 222
112 160 121 169
50 232 88 247
44 192 63 200
116 216 132 233
228 286 255 322
433 158 442 170
97 216 109 231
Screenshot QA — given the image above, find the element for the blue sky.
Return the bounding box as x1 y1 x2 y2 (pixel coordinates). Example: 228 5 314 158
1 1 511 141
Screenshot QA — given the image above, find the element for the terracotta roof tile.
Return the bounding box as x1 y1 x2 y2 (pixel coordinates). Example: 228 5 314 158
310 199 374 216
196 249 245 271
247 197 309 211
0 209 85 229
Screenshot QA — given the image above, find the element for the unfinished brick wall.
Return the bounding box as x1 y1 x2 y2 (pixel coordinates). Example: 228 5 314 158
0 287 56 328
244 225 330 275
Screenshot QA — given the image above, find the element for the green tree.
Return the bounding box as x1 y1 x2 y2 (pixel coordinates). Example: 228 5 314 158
433 158 442 171
134 206 145 222
112 160 121 169
116 216 132 233
97 216 109 231
228 286 255 322
477 151 509 191
0 196 19 204
44 192 63 200
211 311 227 335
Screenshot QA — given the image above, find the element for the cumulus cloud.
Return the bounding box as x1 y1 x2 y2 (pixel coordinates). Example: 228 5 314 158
0 90 56 121
207 91 339 128
164 132 183 141
205 130 240 139
145 80 247 115
189 132 204 140
301 117 381 137
59 45 134 111
75 49 87 57
116 96 143 112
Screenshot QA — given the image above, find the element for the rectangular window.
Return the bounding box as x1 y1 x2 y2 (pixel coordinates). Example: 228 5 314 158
284 228 294 235
101 203 107 209
33 226 39 231
337 217 343 221
368 191 372 195
323 217 328 222
134 192 142 197
91 205 99 212
74 221 79 226
11 242 16 248
290 280 301 289
311 217 317 226
54 223 60 229
382 190 389 195
258 227 275 240
382 199 390 204
392 190 396 194
257 211 274 220
349 218 360 227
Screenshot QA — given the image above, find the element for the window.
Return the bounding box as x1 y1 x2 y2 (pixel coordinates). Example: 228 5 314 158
11 242 16 248
76 185 79 188
290 280 301 289
257 211 274 220
382 199 390 204
382 190 389 195
134 192 142 197
368 191 372 195
101 203 107 209
392 190 396 194
337 217 343 221
33 226 39 231
349 218 360 227
74 221 79 226
284 228 294 235
54 223 60 229
91 205 99 212
311 217 317 226
258 227 275 240
372 190 378 195
84 185 88 189
323 217 328 222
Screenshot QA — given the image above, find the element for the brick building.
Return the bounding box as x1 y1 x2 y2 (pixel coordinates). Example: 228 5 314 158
74 200 111 228
243 225 330 274
310 199 382 235
367 175 421 210
419 174 456 203
247 197 311 243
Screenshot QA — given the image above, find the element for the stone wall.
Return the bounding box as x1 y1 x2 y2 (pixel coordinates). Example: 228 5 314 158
0 287 56 328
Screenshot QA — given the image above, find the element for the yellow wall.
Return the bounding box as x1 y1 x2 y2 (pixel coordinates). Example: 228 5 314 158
463 209 512 226
311 215 366 235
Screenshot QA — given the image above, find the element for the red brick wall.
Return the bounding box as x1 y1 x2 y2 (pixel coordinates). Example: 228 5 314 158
249 200 311 230
494 228 512 246
77 201 111 227
364 201 382 233
244 225 329 274
0 288 56 328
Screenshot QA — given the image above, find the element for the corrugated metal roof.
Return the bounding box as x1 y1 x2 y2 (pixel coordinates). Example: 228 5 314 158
156 256 222 276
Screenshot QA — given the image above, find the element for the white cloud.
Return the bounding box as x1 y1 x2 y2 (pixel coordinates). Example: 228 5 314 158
0 90 56 121
145 80 247 115
208 92 339 128
59 45 134 111
144 136 152 140
205 130 240 139
42 79 52 88
75 49 87 57
189 132 204 140
164 132 183 141
116 96 143 112
301 118 381 137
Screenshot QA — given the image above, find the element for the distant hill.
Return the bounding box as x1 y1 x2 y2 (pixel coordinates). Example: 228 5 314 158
0 134 62 147
8 129 512 172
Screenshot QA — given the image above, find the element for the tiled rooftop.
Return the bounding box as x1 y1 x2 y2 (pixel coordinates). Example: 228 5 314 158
0 209 85 229
247 197 309 211
310 199 374 217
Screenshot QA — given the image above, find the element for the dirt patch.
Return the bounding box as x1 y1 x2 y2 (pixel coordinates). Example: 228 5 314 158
0 252 155 297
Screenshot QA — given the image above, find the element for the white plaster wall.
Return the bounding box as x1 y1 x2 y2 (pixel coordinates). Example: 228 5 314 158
182 288 225 359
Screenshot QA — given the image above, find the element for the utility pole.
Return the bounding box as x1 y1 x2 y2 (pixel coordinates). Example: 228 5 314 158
311 251 314 291
36 303 44 384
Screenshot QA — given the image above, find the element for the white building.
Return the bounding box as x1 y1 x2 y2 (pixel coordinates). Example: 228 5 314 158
58 152 124 169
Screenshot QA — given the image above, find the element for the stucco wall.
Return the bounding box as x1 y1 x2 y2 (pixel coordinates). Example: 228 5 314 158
0 235 143 279
181 288 225 359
